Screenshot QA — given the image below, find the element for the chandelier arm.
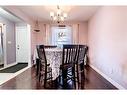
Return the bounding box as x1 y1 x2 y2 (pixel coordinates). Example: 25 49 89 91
57 5 60 10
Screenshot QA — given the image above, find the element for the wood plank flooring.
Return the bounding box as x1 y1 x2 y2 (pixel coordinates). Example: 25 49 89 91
0 65 117 89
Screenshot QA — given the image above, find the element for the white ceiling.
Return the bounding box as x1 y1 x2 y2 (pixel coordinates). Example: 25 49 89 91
13 6 100 22
0 7 22 23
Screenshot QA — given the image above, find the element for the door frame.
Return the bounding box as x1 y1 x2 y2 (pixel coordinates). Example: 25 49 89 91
0 23 7 67
27 24 32 67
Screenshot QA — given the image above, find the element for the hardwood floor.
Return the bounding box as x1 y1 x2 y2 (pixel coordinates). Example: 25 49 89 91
84 66 117 89
0 65 117 89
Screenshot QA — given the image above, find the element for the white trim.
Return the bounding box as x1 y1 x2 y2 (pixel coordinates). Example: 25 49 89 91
0 62 17 70
27 24 32 67
3 24 7 67
90 64 126 89
0 65 30 86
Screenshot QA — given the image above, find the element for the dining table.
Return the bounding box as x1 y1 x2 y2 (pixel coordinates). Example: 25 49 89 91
33 47 63 80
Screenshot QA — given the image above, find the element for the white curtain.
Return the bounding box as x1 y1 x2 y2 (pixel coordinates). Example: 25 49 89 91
72 24 79 44
45 24 79 45
45 24 51 45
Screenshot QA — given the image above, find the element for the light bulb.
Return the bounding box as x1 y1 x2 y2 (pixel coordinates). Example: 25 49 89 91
53 16 57 20
50 12 54 17
61 16 64 21
63 13 67 18
57 9 61 15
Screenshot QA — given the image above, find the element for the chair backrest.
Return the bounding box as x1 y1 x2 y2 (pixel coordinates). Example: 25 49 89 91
77 45 86 64
84 45 89 64
85 45 88 55
44 45 57 49
62 45 79 67
36 45 47 64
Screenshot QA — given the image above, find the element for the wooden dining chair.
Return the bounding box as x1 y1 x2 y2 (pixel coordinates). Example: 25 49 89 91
59 44 79 89
36 45 52 88
84 46 89 66
75 45 88 88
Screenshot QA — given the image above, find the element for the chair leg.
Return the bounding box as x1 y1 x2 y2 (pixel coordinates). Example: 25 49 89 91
36 59 40 76
80 63 85 80
44 70 47 88
76 65 80 89
39 73 41 82
58 73 61 85
72 67 76 89
50 70 53 88
62 69 67 88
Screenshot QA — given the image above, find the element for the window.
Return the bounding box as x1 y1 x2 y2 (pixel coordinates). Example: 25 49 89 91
51 26 72 48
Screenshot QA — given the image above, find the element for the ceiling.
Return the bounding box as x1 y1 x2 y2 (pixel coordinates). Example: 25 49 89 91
0 7 23 23
12 6 100 22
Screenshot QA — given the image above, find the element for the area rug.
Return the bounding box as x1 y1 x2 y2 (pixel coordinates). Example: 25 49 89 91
0 63 28 73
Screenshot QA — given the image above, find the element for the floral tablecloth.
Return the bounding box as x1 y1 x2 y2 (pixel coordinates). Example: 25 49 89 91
45 48 62 80
33 48 62 80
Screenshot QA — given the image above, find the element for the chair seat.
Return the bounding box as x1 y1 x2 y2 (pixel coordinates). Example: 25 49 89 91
40 66 52 72
78 60 84 64
41 61 50 66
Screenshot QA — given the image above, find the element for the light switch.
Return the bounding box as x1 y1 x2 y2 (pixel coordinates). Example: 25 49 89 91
8 41 11 44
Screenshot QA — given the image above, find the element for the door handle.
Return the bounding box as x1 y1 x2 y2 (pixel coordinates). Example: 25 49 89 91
17 45 19 49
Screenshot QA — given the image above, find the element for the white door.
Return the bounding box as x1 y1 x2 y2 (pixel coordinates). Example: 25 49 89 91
16 23 30 63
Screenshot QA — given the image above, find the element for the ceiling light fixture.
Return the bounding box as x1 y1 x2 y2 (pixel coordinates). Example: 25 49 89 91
50 5 67 23
34 20 40 32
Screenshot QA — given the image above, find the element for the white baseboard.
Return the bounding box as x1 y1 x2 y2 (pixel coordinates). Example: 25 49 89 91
90 64 126 90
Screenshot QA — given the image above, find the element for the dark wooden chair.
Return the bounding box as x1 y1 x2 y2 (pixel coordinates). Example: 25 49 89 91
84 46 89 66
59 44 79 89
75 45 88 88
78 45 86 73
36 45 52 88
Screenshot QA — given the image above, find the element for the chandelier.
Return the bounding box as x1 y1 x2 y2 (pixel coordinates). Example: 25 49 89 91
50 5 67 23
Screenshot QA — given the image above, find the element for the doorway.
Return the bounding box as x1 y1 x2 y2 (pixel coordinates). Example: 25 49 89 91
15 23 31 67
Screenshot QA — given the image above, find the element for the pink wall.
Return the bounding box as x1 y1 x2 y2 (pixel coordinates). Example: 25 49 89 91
88 6 127 89
31 24 37 56
78 22 88 44
35 23 46 45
